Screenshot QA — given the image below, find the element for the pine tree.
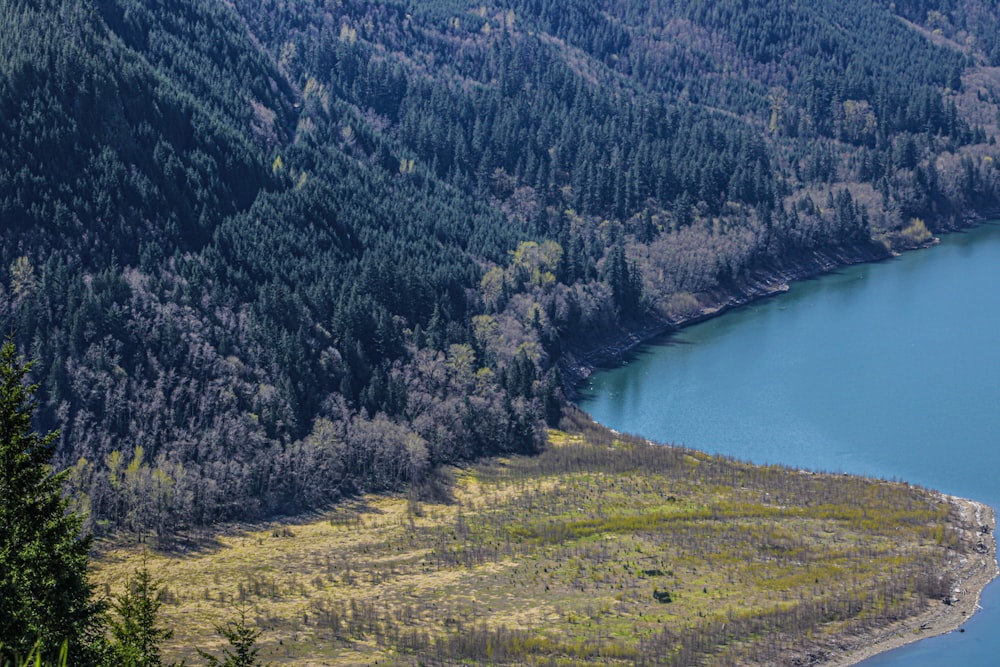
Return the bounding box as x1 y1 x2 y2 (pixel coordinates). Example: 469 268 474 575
197 605 262 667
108 558 174 667
0 339 103 663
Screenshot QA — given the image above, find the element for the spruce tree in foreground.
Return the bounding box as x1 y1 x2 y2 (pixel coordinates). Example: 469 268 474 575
109 558 176 667
197 604 262 667
0 339 103 663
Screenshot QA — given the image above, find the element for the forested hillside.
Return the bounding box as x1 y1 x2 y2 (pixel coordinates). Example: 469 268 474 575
3 0 1000 535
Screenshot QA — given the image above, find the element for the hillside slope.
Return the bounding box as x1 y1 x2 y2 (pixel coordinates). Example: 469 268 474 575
2 0 1000 533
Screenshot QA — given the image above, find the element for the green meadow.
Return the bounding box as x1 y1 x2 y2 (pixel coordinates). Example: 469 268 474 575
94 414 976 666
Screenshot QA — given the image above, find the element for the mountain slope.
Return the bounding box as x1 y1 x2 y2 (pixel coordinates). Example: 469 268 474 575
2 0 1000 533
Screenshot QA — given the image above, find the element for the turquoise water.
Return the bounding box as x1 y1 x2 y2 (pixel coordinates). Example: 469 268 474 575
578 223 1000 666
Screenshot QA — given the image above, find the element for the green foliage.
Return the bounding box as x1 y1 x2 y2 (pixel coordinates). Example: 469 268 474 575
196 606 262 667
0 340 103 664
902 218 934 245
652 589 673 604
0 641 67 667
108 559 176 667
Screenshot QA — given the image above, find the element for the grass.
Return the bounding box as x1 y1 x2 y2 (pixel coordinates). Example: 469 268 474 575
91 413 974 666
0 642 68 667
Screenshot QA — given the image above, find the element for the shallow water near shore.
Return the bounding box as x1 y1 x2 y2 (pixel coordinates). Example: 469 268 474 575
578 222 1000 665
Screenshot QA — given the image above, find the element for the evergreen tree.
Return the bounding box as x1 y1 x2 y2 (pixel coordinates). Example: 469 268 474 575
0 339 103 663
108 559 175 667
601 243 643 316
197 605 262 667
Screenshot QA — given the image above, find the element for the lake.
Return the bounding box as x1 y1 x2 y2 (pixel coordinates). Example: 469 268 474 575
578 222 1000 666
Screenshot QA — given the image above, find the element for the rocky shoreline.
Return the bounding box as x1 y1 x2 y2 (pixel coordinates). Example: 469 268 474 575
824 498 998 667
561 239 896 393
564 214 1000 394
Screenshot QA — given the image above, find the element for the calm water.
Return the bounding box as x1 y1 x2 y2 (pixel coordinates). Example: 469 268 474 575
578 223 1000 666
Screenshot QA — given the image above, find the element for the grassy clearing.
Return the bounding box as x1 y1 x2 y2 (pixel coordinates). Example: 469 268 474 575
92 412 975 666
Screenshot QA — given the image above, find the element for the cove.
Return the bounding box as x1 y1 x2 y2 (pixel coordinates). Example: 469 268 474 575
578 222 1000 666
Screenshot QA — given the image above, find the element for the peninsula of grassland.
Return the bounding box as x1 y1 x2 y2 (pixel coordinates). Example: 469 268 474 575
94 413 998 666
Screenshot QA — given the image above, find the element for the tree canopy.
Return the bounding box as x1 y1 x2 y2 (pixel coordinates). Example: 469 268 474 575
1 0 999 536
0 339 102 664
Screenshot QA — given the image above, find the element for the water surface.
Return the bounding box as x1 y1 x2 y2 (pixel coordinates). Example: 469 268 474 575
579 223 1000 666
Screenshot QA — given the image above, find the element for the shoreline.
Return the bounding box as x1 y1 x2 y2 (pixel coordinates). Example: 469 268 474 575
564 219 1000 665
563 218 1000 392
825 497 998 667
561 240 897 392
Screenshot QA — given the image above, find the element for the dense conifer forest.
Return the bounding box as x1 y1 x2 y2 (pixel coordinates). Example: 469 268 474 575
3 0 1000 536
